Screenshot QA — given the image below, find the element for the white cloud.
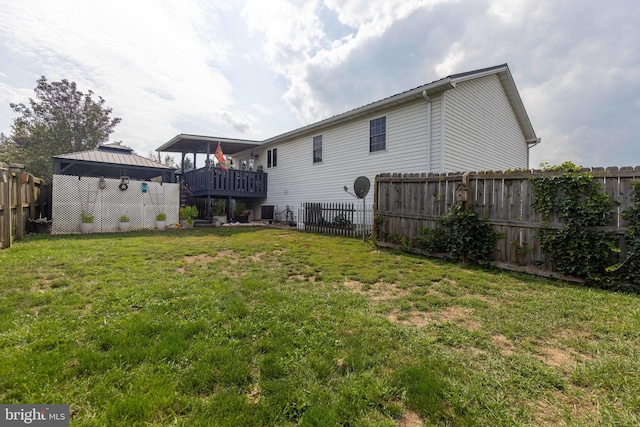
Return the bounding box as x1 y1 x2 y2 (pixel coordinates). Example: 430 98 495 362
0 0 242 153
434 42 466 76
488 0 540 25
0 0 639 169
242 0 458 123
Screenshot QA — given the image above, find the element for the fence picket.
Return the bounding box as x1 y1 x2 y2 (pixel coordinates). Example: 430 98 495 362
375 168 640 279
300 201 373 238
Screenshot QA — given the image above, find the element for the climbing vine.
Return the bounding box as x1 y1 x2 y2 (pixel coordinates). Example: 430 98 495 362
415 204 499 265
608 181 640 285
531 162 618 284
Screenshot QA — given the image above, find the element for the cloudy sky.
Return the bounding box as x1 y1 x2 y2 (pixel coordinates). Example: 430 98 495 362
0 0 638 168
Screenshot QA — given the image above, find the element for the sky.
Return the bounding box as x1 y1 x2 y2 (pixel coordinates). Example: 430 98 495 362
0 0 639 169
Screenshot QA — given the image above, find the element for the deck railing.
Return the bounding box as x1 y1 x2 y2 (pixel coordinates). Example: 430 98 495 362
183 167 267 198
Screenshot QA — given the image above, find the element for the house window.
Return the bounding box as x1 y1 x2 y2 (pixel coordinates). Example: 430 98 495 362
267 148 278 168
313 135 322 163
369 117 386 152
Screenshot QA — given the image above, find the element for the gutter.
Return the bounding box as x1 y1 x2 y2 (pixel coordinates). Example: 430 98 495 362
526 137 541 148
261 79 456 146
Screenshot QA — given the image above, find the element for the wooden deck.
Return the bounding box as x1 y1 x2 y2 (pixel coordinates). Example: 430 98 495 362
182 167 267 199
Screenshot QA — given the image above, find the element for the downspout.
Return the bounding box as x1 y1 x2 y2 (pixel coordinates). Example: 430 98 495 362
526 138 541 168
440 91 446 172
422 90 431 173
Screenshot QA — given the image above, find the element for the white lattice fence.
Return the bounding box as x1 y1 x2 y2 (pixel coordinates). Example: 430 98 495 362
52 175 179 234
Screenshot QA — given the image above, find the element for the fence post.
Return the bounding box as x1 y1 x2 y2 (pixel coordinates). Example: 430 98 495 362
15 171 25 239
459 171 470 265
5 169 14 248
0 164 9 248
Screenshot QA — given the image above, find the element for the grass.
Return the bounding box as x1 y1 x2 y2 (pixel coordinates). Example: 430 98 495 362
1 227 639 426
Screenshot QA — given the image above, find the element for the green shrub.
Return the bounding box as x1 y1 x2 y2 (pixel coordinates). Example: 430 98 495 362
440 205 499 264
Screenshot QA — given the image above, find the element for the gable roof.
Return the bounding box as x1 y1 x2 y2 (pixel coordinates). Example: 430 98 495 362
260 63 538 146
158 64 539 154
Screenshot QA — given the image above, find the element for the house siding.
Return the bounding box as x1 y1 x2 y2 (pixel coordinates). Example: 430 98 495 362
228 72 532 221
244 99 431 217
443 74 527 172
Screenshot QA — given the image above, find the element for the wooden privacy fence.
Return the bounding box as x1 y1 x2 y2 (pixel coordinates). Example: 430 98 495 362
0 163 48 249
299 202 373 238
375 167 640 278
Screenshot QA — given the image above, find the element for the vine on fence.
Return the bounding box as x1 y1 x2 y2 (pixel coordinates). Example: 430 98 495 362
415 204 499 265
531 162 618 284
608 181 640 285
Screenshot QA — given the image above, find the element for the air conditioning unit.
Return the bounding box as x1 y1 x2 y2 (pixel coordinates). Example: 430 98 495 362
261 205 276 223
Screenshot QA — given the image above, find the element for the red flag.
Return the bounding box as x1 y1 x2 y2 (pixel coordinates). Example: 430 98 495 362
215 142 227 171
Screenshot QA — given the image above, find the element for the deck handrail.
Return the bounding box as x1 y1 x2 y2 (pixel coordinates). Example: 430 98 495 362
182 167 267 198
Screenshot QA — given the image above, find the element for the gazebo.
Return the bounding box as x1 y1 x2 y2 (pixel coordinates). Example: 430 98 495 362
53 142 175 182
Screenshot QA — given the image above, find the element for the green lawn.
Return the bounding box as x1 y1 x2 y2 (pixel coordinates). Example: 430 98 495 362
1 227 639 426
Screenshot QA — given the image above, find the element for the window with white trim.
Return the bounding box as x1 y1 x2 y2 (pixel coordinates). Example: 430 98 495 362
313 135 322 163
267 148 277 168
369 117 386 152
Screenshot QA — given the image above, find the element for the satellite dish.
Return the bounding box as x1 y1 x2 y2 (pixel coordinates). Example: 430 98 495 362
353 176 370 199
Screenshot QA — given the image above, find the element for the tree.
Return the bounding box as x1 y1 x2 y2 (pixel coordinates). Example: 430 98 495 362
4 76 121 180
147 151 178 169
179 156 193 172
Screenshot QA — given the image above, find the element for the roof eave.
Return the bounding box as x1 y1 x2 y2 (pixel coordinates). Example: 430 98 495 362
156 134 262 153
261 79 456 145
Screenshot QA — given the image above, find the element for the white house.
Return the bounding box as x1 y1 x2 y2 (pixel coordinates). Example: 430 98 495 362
158 64 539 221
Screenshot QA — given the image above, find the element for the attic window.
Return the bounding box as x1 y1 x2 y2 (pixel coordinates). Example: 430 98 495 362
369 117 386 152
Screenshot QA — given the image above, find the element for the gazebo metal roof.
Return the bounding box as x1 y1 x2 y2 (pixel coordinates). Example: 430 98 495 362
53 143 175 182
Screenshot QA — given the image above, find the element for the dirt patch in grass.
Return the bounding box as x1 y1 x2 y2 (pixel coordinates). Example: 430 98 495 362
343 279 484 330
532 389 600 426
434 277 457 286
536 340 593 369
287 274 317 282
469 294 501 305
184 251 241 265
184 253 216 264
537 346 576 369
387 310 431 327
247 366 261 405
387 306 482 330
250 252 265 263
437 306 482 331
397 411 424 427
491 334 517 356
343 280 410 301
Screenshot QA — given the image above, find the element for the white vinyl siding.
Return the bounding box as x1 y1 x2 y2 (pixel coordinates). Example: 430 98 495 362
238 73 531 220
250 99 430 213
443 74 527 171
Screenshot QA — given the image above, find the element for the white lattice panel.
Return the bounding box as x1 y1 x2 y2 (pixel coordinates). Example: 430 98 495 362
52 175 179 234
